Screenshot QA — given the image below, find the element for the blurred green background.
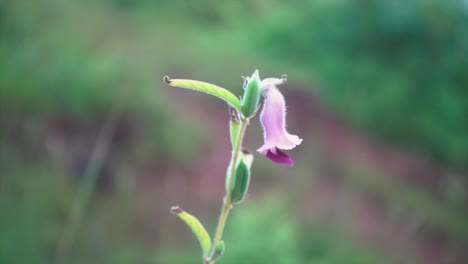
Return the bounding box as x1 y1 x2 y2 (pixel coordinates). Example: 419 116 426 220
1 0 468 263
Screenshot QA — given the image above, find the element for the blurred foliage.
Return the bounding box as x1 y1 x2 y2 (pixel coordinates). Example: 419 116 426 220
158 198 386 264
0 161 68 264
1 0 468 264
0 0 206 165
258 0 468 168
0 157 155 264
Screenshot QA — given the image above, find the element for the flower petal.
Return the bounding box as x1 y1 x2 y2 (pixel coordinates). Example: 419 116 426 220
265 147 294 166
259 85 302 150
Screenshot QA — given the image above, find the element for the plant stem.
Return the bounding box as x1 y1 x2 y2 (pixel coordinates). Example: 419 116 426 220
206 119 248 264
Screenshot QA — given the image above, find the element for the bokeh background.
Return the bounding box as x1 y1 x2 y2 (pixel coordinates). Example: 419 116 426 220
1 0 468 263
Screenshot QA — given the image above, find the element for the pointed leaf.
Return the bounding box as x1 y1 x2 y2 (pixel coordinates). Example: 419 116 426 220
164 76 241 111
170 206 212 256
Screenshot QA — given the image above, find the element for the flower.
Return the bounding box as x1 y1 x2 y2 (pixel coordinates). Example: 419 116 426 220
257 77 302 166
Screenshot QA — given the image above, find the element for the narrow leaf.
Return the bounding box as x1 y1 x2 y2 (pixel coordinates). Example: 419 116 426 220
170 206 212 256
229 107 241 149
164 76 242 111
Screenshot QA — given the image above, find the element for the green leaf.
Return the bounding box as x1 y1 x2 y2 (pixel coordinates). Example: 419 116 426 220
164 76 242 111
229 107 241 149
170 206 212 257
229 119 240 149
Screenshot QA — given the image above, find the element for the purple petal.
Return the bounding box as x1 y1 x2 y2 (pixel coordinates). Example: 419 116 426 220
265 147 294 166
258 85 302 151
256 79 302 166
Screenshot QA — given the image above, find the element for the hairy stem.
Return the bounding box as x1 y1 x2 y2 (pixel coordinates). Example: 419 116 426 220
206 119 248 264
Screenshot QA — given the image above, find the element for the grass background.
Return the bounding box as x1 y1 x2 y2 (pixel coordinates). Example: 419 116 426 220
1 0 468 263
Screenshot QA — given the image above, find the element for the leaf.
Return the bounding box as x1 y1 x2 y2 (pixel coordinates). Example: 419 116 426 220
229 120 240 148
164 76 242 111
170 206 212 257
229 106 241 149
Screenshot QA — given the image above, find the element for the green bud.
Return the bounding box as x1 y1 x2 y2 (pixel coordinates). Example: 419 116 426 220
230 150 253 204
241 70 261 118
210 241 226 262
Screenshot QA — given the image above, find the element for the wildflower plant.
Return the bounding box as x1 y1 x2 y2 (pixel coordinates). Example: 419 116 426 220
164 70 302 263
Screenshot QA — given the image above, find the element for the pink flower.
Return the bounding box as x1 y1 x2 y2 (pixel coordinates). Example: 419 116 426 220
257 78 302 166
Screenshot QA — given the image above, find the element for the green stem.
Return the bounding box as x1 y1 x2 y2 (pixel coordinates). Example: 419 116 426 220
206 119 248 264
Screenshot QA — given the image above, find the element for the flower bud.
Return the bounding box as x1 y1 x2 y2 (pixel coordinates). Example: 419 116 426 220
210 241 225 262
241 70 261 118
230 161 250 204
230 150 253 204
